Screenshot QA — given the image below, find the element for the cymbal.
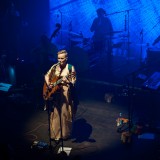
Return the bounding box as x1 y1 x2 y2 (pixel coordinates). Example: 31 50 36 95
70 37 83 42
69 31 82 37
120 38 129 40
111 36 120 39
61 30 82 37
105 36 120 39
119 35 130 38
111 31 123 34
136 43 149 46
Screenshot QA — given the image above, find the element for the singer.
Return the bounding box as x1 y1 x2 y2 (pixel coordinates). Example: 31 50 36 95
44 49 77 140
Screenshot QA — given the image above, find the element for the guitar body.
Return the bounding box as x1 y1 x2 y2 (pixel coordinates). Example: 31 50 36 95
43 76 60 100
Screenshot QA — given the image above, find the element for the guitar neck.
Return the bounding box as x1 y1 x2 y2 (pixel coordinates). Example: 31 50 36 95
54 78 63 86
54 74 69 86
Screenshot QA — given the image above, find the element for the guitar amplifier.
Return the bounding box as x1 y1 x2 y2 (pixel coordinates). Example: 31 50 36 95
143 72 160 90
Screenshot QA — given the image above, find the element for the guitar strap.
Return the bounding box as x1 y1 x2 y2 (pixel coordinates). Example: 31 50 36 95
68 64 72 74
68 64 79 107
50 63 71 80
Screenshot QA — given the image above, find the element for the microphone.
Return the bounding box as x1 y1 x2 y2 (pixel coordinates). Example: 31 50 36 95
140 29 143 35
53 61 60 67
55 61 60 66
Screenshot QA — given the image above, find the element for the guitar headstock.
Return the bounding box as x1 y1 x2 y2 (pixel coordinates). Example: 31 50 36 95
50 23 61 41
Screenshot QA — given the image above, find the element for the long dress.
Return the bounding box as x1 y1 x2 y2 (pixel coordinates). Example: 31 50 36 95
45 63 76 140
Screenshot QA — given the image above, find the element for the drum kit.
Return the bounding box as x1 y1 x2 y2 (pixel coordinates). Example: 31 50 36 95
61 29 130 50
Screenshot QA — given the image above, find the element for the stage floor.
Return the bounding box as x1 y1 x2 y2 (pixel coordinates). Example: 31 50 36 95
0 54 160 160
0 79 160 160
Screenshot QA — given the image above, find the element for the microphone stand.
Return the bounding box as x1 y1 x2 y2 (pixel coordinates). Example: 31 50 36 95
125 9 130 59
107 9 133 58
44 96 67 160
107 8 135 16
43 62 63 152
140 29 144 64
123 72 135 143
126 9 133 137
45 99 52 149
122 9 134 138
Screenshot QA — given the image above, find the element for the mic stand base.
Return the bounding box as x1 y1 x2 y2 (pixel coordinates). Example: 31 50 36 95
57 146 72 156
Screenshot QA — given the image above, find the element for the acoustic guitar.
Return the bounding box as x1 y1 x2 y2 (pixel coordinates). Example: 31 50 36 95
43 74 70 100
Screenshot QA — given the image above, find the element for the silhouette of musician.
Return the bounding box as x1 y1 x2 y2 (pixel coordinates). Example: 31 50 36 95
90 8 113 56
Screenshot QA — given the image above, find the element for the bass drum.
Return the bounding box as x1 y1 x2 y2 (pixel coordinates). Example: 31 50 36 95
68 46 89 74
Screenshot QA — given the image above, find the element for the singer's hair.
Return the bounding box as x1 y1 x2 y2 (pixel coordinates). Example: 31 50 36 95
57 50 68 57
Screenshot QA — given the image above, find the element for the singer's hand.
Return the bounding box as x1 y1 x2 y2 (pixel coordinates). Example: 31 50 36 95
62 76 69 83
71 72 76 78
48 83 54 89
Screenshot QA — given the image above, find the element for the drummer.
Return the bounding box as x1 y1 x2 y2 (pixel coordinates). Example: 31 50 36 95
90 8 113 56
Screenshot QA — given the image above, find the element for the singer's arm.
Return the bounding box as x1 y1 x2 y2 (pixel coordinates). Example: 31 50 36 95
44 74 50 86
44 63 58 86
44 71 51 87
61 66 76 85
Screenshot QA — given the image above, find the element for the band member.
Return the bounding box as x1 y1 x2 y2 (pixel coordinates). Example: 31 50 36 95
44 49 77 140
90 8 113 56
